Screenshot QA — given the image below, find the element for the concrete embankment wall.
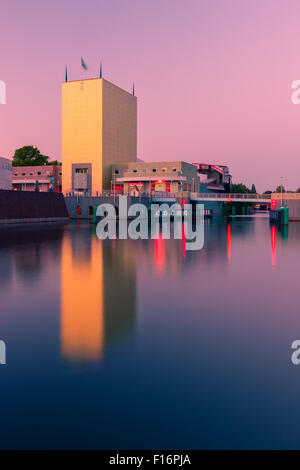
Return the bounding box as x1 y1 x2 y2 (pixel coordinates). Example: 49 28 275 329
271 194 300 221
64 195 225 218
0 190 69 224
64 195 151 218
284 200 300 221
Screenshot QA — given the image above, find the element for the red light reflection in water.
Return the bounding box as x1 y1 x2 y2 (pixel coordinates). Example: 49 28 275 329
227 224 231 261
182 223 186 258
154 235 165 272
271 225 276 267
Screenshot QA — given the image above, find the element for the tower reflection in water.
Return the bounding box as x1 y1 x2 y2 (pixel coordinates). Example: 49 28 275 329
60 224 136 363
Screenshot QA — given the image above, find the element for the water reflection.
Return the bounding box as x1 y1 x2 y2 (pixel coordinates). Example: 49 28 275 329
271 225 276 267
154 235 165 272
102 238 136 350
60 224 136 363
0 224 64 288
227 224 231 261
61 233 104 362
2 217 300 448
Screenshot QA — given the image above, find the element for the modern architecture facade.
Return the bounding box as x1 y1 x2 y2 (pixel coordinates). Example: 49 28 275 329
12 165 62 192
193 163 232 192
112 161 201 195
0 157 12 190
62 78 137 195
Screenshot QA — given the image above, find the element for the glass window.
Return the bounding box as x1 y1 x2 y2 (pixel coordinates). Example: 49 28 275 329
152 168 157 172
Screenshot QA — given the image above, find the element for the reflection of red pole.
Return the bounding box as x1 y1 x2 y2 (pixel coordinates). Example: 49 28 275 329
227 224 231 261
182 223 186 258
271 225 276 267
154 235 165 272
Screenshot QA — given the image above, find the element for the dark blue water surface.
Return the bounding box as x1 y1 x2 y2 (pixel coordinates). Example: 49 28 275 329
1 216 300 449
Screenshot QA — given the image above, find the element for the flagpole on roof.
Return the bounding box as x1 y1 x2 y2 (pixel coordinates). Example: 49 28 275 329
80 57 88 81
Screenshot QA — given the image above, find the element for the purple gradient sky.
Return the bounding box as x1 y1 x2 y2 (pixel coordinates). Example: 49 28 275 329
1 0 300 191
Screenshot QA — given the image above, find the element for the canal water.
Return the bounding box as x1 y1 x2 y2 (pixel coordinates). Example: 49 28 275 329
1 215 300 449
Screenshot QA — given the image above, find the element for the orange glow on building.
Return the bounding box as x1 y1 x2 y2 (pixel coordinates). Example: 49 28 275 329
62 78 137 194
60 235 104 361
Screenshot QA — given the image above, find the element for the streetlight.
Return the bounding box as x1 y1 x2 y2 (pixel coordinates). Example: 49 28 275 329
280 176 288 207
284 177 288 206
180 162 183 204
280 176 284 207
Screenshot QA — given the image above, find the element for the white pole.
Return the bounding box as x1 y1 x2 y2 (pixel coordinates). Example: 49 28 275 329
114 174 116 203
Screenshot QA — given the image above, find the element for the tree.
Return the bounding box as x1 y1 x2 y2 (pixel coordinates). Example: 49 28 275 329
231 183 251 194
12 146 49 166
251 184 257 194
263 190 272 194
296 188 300 193
275 185 285 193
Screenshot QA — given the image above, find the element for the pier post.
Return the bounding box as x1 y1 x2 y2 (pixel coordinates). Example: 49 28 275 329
93 205 97 223
283 207 289 225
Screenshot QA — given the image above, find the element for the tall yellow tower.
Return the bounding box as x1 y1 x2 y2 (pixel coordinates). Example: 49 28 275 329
62 77 137 194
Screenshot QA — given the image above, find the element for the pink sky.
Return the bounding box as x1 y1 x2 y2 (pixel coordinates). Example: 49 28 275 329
1 0 300 191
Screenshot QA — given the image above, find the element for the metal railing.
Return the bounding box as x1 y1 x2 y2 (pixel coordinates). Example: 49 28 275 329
150 191 177 198
271 192 300 200
64 191 272 200
190 192 271 199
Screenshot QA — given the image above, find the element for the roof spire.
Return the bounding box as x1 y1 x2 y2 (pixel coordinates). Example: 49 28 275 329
132 82 135 96
65 66 68 82
100 61 102 78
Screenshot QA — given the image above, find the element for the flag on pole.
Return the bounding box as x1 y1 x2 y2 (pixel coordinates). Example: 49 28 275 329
81 57 87 70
